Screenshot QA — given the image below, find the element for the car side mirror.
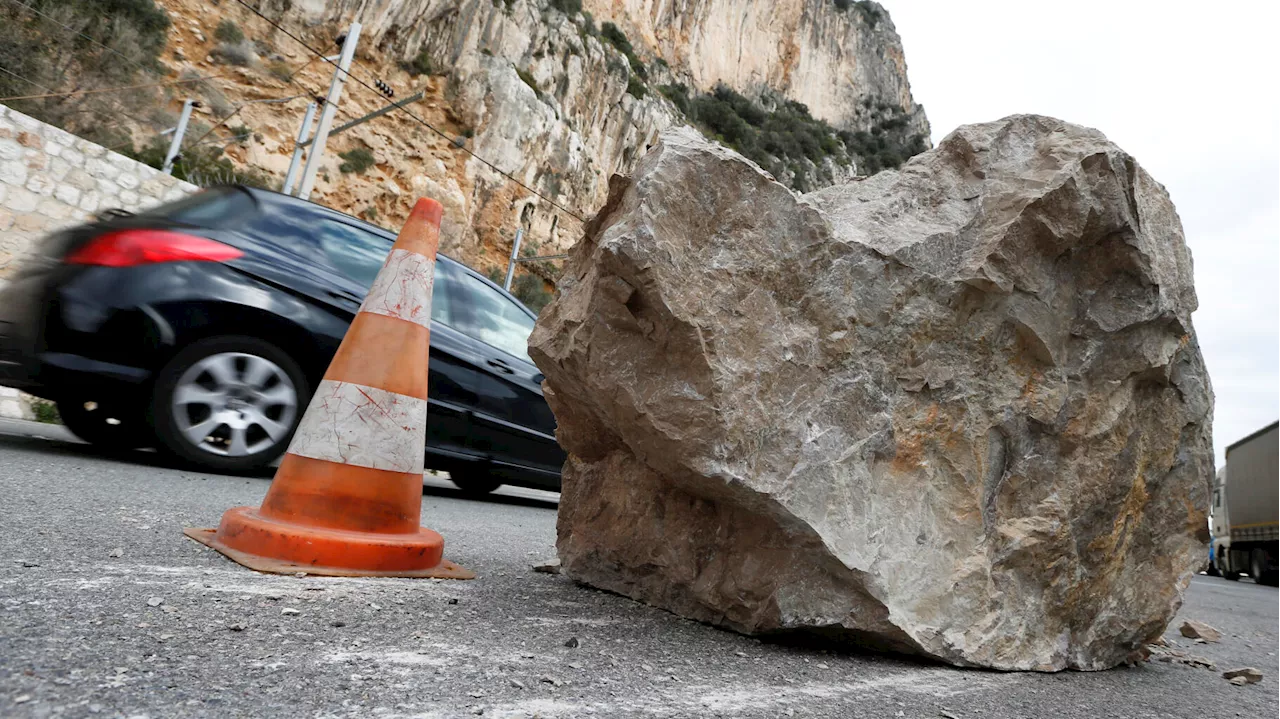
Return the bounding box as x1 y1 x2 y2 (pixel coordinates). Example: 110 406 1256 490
532 373 545 385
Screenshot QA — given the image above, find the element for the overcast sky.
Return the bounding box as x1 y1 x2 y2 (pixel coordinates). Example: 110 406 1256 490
884 0 1279 465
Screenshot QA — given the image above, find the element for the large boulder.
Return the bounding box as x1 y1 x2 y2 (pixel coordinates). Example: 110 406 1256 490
528 116 1214 671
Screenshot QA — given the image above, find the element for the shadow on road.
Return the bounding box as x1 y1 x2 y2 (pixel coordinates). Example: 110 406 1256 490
0 419 559 509
422 476 559 510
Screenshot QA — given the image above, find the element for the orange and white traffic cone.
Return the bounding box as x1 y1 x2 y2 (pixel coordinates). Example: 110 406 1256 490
184 197 473 579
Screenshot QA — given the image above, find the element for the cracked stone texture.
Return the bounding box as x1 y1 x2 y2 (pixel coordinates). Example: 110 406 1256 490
528 116 1215 671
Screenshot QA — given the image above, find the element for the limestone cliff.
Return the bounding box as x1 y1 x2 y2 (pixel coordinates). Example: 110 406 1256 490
154 0 929 279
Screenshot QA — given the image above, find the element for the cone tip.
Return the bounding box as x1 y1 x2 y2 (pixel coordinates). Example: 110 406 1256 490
411 197 444 228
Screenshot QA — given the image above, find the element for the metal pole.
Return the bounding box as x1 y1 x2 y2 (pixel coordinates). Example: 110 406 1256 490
296 23 361 201
281 102 318 195
162 99 196 175
503 227 524 291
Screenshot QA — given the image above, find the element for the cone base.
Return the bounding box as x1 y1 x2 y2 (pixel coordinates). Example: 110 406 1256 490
184 507 474 579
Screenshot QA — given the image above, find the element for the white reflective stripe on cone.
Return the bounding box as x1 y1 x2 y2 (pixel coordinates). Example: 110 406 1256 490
286 379 427 474
359 249 435 328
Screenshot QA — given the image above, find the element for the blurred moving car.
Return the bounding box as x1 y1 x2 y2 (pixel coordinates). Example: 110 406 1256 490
0 186 564 494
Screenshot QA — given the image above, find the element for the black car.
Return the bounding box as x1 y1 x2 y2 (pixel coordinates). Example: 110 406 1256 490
0 186 564 493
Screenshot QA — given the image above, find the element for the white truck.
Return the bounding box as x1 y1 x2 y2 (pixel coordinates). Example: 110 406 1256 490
1210 421 1278 585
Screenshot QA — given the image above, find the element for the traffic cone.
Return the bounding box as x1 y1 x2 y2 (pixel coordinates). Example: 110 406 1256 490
184 197 473 579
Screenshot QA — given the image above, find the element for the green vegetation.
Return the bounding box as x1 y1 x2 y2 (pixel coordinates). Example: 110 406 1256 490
579 11 597 36
212 39 256 67
600 22 646 80
31 400 60 425
338 147 376 174
833 0 883 26
404 49 434 77
130 137 273 189
659 83 691 114
512 273 554 314
267 60 294 81
0 0 171 146
214 19 244 44
661 84 926 190
549 0 582 15
229 124 251 145
626 76 646 100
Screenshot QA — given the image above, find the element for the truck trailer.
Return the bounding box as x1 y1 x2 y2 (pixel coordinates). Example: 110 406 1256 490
1211 421 1279 585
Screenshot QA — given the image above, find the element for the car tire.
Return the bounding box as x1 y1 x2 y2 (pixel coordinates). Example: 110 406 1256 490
449 471 502 496
150 336 308 473
57 398 152 450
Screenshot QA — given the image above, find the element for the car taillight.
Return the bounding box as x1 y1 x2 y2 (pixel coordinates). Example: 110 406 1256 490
64 229 244 267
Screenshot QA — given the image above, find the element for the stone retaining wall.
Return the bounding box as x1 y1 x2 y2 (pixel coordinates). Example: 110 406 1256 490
0 105 198 278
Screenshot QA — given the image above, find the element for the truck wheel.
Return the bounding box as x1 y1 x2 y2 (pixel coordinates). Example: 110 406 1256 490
1221 551 1239 581
1248 550 1277 586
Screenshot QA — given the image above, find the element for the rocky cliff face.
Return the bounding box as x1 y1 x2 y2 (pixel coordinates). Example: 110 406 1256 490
151 0 927 278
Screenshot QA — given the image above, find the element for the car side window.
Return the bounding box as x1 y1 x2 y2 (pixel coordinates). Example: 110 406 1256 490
317 220 391 289
429 259 458 327
453 273 536 362
318 219 456 326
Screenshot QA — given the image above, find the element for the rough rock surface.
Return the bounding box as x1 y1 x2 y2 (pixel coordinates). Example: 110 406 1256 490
1180 619 1221 642
529 116 1215 671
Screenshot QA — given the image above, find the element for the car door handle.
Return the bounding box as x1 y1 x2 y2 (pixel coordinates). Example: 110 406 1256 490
486 358 515 374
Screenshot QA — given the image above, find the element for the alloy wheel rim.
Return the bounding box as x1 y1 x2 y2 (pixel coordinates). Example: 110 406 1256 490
171 352 298 457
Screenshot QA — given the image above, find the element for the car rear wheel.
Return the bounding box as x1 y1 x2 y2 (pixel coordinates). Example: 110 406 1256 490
449 471 502 496
57 398 151 450
150 336 307 473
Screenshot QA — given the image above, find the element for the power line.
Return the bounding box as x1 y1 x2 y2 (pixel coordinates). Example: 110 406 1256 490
230 0 586 223
183 93 309 149
0 0 228 88
0 73 240 103
0 64 159 137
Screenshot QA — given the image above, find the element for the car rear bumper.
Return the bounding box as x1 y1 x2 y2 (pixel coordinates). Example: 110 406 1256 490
0 265 155 401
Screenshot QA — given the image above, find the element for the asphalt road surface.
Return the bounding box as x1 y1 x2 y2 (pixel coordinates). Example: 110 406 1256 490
0 418 1275 719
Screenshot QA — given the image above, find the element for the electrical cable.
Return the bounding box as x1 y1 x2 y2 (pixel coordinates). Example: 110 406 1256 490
0 73 241 102
231 0 586 223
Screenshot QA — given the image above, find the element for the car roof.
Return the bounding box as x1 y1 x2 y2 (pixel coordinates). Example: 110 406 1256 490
236 185 538 320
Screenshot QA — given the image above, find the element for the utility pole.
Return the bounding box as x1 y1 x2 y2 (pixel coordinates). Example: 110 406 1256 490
162 99 197 175
296 23 361 201
503 227 524 291
281 101 318 195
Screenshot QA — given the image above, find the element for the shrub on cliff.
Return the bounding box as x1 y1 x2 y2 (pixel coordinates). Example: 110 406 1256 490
130 137 273 189
0 0 170 145
600 22 647 80
338 148 377 175
671 84 926 190
404 50 434 77
215 20 245 45
549 0 582 15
